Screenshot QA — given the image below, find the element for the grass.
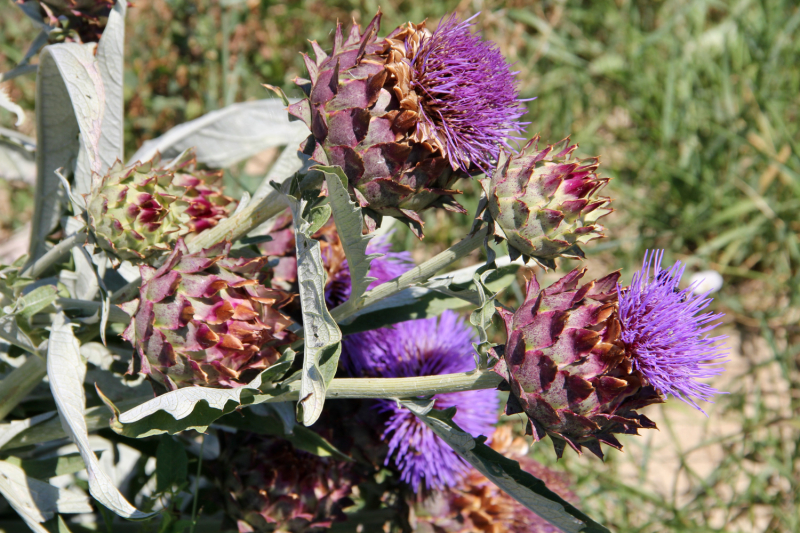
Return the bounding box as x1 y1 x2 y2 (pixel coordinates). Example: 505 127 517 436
1 0 799 531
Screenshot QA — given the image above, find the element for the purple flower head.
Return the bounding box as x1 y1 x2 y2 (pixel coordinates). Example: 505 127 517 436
325 232 413 308
343 311 499 492
411 14 528 174
618 250 729 413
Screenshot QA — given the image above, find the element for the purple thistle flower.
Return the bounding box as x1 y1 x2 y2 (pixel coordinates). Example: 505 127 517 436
342 311 499 492
411 14 528 174
618 250 729 413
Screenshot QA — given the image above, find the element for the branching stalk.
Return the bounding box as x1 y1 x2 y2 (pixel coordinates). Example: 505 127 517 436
339 226 488 318
21 229 87 279
1 371 503 449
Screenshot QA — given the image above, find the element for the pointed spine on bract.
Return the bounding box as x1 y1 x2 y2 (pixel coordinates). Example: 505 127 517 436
86 149 233 266
119 239 296 390
289 12 526 237
479 136 612 269
492 268 663 459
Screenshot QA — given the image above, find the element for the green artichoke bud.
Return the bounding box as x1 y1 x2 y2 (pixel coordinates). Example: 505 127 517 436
492 268 662 458
120 239 296 389
86 149 232 265
481 136 612 269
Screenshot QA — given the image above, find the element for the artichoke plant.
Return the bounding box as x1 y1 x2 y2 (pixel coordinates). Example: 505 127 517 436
86 149 232 265
288 12 526 235
479 136 612 269
119 239 296 389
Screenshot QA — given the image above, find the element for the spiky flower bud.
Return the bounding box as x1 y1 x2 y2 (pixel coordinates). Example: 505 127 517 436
289 12 526 236
87 150 232 265
480 136 611 269
414 426 577 533
218 433 358 533
494 254 727 458
120 239 295 390
492 267 662 458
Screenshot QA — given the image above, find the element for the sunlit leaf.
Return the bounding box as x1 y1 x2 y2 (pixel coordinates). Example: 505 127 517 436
46 313 155 519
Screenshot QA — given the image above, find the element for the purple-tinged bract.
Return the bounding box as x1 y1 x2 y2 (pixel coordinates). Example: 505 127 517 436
218 433 358 533
290 12 526 236
411 14 527 174
120 239 296 390
87 149 233 266
481 135 611 269
343 311 499 492
618 250 728 413
493 267 664 458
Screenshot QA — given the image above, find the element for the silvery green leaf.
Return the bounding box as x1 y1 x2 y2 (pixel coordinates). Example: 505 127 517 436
306 204 332 235
5 452 88 480
315 165 380 305
77 246 110 344
109 361 292 438
218 405 350 461
469 264 500 367
15 1 47 27
403 402 609 533
0 316 38 355
18 285 57 320
30 43 105 261
0 353 49 421
71 247 99 301
46 313 155 519
129 99 308 168
0 396 148 451
155 435 188 493
95 0 126 173
0 460 91 532
0 412 55 449
279 179 342 426
0 86 25 126
0 127 36 183
0 30 49 84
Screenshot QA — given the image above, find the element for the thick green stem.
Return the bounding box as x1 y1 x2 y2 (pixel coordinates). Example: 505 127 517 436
0 355 47 420
110 189 288 303
2 370 503 449
332 227 488 323
21 229 86 279
320 369 501 399
57 298 131 324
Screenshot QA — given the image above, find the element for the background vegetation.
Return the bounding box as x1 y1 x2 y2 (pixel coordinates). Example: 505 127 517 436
1 0 798 531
